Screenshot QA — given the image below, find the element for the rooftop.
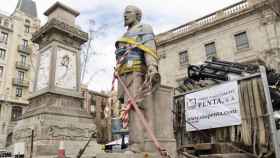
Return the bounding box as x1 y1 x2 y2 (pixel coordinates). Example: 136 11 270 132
156 0 268 46
16 0 37 18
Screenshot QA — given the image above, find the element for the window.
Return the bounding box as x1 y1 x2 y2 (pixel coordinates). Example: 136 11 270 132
0 49 5 60
90 95 96 115
11 106 22 121
1 32 8 43
91 95 97 106
24 20 31 33
15 87 23 97
24 25 30 33
3 20 9 27
234 31 249 50
205 42 217 58
25 19 30 24
90 105 95 113
160 53 166 59
0 66 3 78
22 39 28 48
17 71 24 81
20 54 27 64
179 51 188 65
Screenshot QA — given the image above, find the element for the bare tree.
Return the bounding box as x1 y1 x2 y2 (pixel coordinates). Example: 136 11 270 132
80 19 111 85
81 19 95 82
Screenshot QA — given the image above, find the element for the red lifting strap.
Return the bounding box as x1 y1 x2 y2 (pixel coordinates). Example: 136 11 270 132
114 72 172 158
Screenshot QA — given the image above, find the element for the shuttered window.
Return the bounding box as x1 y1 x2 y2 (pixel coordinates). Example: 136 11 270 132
235 32 249 50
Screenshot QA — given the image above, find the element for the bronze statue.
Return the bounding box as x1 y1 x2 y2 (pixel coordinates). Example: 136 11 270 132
114 5 160 153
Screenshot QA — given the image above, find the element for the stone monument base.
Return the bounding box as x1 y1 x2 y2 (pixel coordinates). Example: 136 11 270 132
13 93 102 158
28 140 102 158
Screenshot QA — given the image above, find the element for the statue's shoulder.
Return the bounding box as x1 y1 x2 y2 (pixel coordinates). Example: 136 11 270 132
138 23 154 34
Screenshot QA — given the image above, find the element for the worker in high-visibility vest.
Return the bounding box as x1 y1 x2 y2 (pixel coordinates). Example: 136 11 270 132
114 5 160 153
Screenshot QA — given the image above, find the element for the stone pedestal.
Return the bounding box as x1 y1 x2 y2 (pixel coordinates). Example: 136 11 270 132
143 85 176 157
13 93 102 158
97 85 177 158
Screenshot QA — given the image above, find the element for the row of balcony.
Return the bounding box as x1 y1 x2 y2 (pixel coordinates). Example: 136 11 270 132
15 62 30 70
0 40 32 54
0 17 13 31
17 45 31 55
0 39 7 49
12 78 29 87
14 45 31 85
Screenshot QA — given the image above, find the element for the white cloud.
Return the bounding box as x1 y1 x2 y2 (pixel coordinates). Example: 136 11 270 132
1 0 241 92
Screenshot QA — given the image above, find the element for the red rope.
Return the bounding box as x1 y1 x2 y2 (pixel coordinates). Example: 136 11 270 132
114 72 171 158
111 46 171 157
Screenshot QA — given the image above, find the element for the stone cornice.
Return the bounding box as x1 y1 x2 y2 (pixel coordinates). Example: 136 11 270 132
44 2 80 17
156 0 269 47
32 18 88 44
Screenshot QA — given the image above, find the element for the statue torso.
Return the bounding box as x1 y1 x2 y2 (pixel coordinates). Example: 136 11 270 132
116 23 154 75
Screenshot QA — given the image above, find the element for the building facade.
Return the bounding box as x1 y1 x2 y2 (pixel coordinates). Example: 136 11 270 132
0 0 40 148
156 0 280 88
81 86 112 144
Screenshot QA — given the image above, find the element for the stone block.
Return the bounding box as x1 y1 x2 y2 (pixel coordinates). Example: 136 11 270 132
199 153 256 158
96 152 159 158
142 85 176 157
13 94 100 158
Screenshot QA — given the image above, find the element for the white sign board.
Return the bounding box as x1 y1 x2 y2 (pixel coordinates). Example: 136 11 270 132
14 142 25 155
185 81 241 131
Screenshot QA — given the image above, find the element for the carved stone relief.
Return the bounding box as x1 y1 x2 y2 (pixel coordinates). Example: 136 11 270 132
14 128 36 140
47 125 95 140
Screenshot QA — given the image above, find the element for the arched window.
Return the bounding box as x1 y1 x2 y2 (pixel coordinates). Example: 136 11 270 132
6 132 13 147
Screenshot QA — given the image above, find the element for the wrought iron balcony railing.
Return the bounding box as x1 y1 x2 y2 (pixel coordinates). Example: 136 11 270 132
17 45 31 54
12 78 29 87
0 39 7 49
15 62 30 71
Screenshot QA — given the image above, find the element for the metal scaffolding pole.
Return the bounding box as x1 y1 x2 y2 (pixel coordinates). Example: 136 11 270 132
260 66 280 158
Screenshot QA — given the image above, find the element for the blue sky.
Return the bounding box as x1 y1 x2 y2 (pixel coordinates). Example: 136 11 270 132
2 0 240 92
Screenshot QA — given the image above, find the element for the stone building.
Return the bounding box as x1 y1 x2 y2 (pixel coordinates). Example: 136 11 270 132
108 90 120 118
81 86 112 144
156 0 280 88
0 0 40 148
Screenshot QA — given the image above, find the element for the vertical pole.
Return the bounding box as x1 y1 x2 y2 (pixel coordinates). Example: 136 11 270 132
260 66 280 158
30 129 34 158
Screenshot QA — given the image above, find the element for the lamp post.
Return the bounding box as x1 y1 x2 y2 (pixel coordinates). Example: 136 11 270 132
30 126 34 158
